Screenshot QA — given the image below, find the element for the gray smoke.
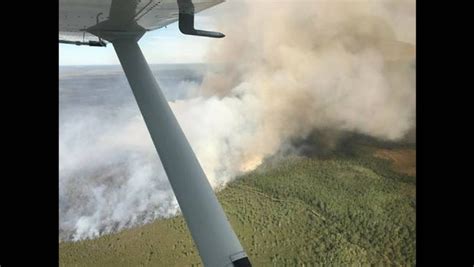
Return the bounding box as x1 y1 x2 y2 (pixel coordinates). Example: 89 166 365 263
59 0 415 241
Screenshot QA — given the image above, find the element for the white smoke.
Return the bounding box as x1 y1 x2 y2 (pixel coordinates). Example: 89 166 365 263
59 0 415 241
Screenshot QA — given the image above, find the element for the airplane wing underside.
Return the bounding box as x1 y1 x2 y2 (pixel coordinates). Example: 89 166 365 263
59 0 224 42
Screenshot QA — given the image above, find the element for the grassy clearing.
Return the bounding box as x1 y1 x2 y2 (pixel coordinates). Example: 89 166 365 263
374 149 416 176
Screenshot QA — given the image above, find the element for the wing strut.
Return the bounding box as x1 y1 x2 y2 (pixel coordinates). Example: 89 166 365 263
112 37 250 267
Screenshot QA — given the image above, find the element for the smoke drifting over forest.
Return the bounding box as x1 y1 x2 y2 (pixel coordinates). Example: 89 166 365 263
59 0 415 241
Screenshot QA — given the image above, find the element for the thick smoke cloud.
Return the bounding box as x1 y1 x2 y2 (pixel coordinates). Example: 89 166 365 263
195 0 415 176
59 0 415 241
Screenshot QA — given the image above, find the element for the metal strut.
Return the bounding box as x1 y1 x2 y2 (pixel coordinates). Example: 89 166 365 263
112 38 250 267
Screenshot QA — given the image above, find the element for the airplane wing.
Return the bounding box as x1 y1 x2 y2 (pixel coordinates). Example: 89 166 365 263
59 0 224 44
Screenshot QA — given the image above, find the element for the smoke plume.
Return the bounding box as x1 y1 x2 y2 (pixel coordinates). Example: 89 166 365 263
59 0 415 241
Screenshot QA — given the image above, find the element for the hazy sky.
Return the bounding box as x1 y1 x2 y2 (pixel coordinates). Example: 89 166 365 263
59 3 227 65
